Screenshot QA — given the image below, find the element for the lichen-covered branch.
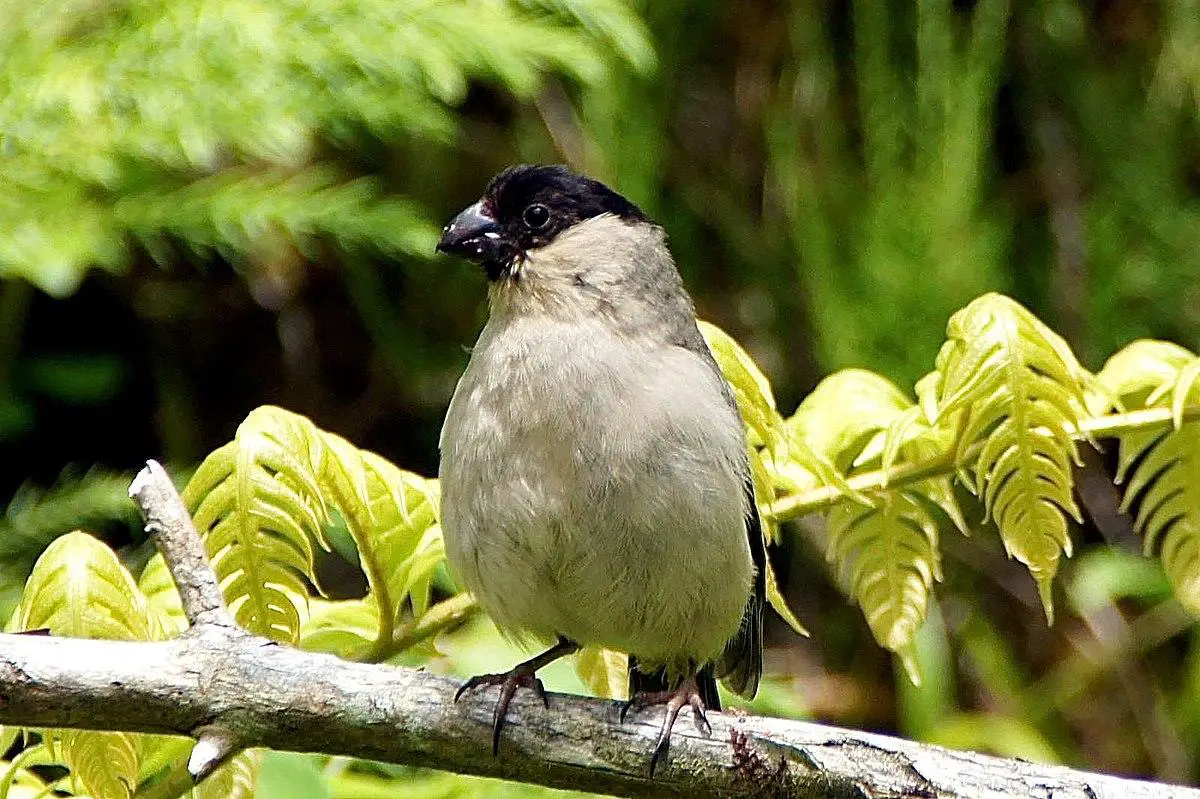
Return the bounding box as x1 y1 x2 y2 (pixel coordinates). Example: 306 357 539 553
0 629 1195 798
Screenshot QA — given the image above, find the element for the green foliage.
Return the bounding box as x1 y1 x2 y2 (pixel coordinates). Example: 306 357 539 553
573 646 627 700
789 368 964 678
175 406 446 654
9 532 152 799
762 293 1200 682
0 470 138 621
182 407 330 641
7 295 1200 796
1099 341 1200 616
933 294 1091 619
698 320 812 637
3 411 448 798
5 0 1200 791
0 0 651 295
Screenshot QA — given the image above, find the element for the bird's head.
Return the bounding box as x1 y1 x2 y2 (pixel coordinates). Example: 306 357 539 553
436 165 649 281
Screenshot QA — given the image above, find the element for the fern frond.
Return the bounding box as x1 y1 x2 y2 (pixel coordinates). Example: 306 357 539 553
788 368 913 470
801 371 961 675
12 533 154 799
0 0 647 293
137 554 187 638
61 731 139 799
353 453 442 635
1099 341 1200 615
180 405 446 654
299 598 379 659
0 745 53 799
1 470 136 564
827 491 942 683
526 0 656 74
699 321 787 452
1096 340 1194 405
13 532 152 641
934 294 1090 619
296 425 443 656
182 406 329 642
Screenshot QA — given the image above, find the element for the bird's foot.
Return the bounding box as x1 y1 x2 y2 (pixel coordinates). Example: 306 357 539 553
620 673 713 776
453 637 578 756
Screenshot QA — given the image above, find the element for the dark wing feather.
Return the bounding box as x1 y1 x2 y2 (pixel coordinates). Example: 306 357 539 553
715 476 765 698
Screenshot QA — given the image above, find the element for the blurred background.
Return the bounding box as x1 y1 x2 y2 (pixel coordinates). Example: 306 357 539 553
2 0 1200 792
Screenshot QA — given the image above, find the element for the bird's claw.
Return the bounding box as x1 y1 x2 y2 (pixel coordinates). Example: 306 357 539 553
620 677 713 776
454 670 548 756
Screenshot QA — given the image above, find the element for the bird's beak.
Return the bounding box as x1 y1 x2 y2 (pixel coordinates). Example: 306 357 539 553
436 201 504 261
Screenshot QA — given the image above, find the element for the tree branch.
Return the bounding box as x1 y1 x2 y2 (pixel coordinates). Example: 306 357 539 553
768 404 1200 522
0 460 1190 797
1 630 1198 798
128 460 233 630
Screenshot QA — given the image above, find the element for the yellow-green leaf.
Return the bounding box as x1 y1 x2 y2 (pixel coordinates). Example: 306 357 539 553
137 553 187 638
63 730 139 799
182 406 329 642
788 368 913 471
827 491 942 673
0 746 52 799
13 533 151 799
574 647 628 700
196 749 259 799
1096 340 1195 407
353 453 442 648
765 558 808 637
935 294 1089 620
299 598 379 659
14 532 152 641
699 320 786 453
1115 385 1200 616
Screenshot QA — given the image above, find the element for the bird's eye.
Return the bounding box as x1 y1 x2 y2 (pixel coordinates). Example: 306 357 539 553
522 203 551 231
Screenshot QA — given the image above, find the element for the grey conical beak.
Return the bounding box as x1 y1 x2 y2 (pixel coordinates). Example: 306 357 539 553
436 202 503 260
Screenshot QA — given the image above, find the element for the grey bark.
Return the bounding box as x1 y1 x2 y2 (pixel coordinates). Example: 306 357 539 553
0 461 1193 798
0 629 1197 798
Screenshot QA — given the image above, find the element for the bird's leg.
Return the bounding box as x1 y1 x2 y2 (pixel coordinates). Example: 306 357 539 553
454 636 580 756
620 670 714 776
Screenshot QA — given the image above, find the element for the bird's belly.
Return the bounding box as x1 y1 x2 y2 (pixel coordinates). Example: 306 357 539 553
445 466 750 665
439 322 753 665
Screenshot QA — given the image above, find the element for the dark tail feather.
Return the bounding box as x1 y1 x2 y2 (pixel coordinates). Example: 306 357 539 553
716 590 763 698
628 658 721 711
696 663 720 710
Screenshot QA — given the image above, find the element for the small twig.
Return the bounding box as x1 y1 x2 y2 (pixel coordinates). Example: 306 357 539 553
368 592 479 663
128 460 233 629
128 459 247 790
189 724 242 781
768 404 1200 522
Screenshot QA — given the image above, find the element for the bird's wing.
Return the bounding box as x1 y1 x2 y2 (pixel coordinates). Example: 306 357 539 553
672 320 766 699
715 474 766 698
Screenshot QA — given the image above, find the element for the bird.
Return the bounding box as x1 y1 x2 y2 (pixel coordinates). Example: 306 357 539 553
435 164 765 774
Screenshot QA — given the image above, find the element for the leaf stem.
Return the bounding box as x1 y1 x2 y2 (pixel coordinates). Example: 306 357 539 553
767 404 1200 522
365 592 478 664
